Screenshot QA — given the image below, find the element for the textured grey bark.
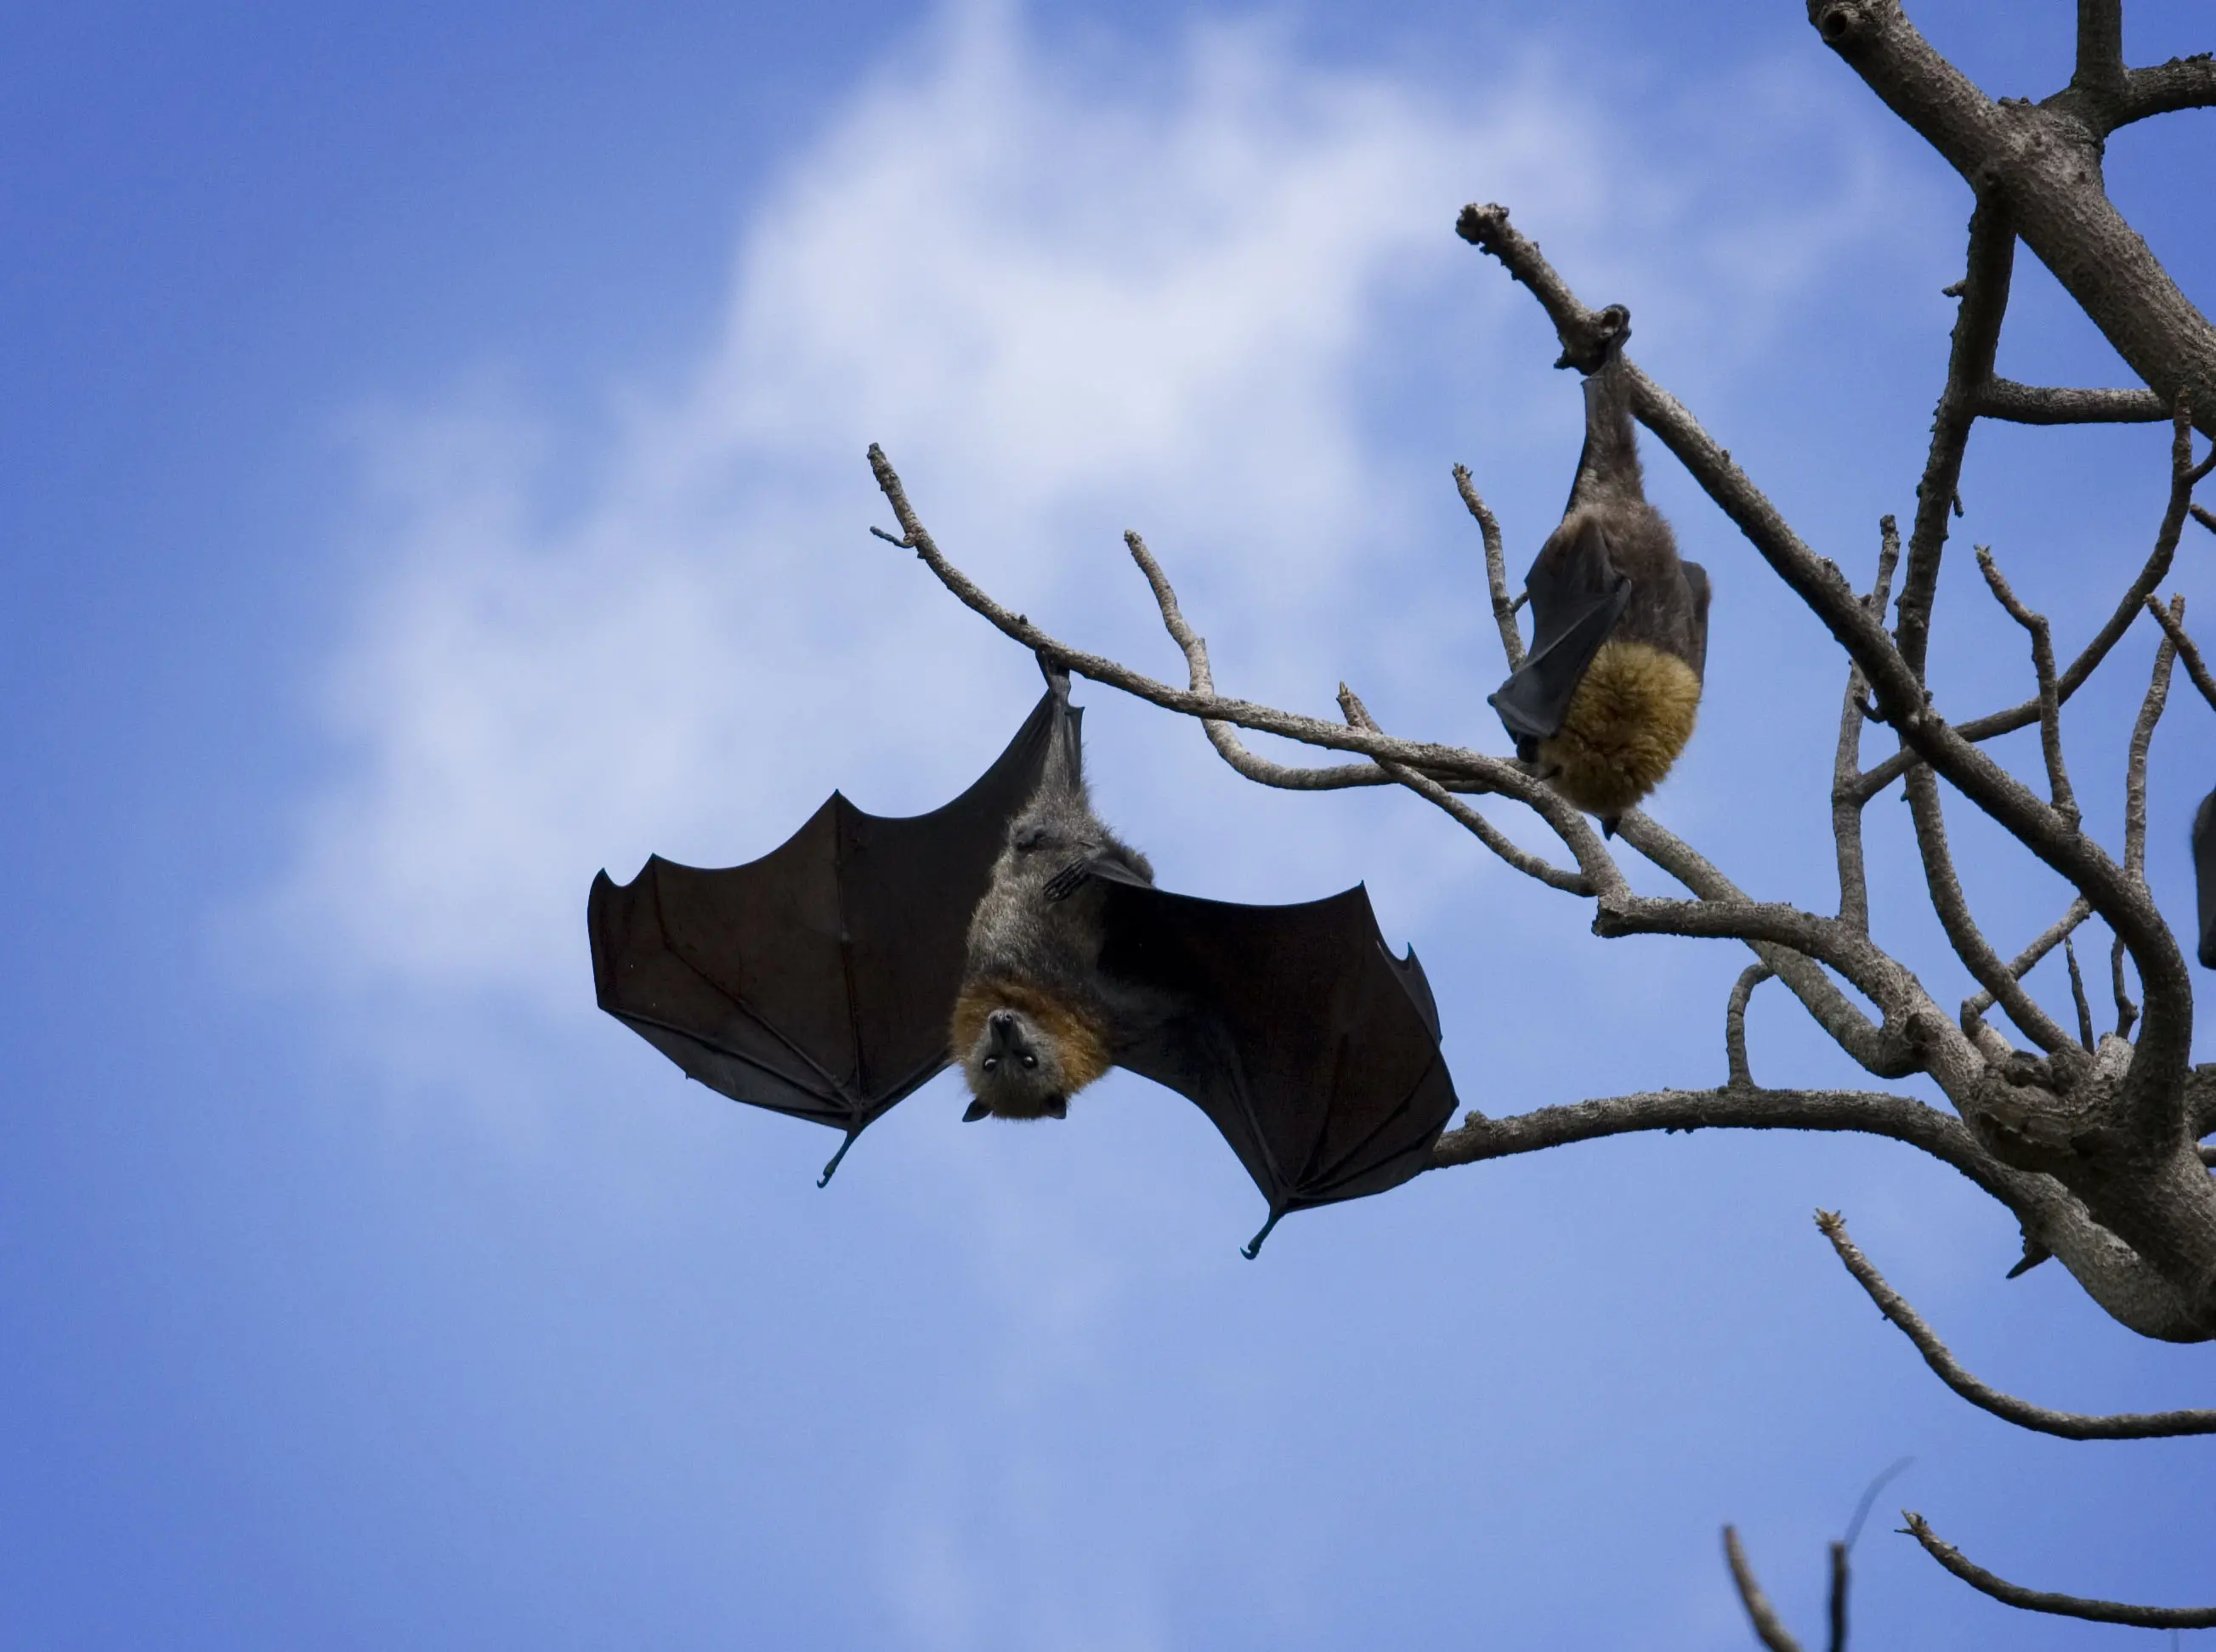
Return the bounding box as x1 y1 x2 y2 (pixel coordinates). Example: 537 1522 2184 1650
1808 1 2216 441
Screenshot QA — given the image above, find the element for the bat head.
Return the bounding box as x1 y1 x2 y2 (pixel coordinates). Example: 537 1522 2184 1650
951 982 1111 1121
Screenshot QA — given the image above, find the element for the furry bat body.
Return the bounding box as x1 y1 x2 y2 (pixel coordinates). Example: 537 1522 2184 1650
1488 318 1711 827
950 690 1150 1120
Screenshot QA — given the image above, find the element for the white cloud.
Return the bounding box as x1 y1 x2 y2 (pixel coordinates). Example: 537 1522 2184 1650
264 3 1926 1036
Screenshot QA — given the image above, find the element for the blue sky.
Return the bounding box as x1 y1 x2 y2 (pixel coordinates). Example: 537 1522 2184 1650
4 2 2214 1646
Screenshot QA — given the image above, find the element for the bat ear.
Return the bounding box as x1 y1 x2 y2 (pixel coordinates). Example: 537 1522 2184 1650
962 1099 993 1123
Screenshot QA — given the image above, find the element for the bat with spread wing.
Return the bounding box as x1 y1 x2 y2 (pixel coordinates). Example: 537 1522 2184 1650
588 667 1458 1252
1488 311 1711 831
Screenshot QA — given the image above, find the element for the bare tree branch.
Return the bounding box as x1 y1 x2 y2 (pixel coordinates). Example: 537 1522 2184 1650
1903 763 2080 1058
1978 379 2166 423
1611 812 1920 1081
1454 464 1524 670
1818 1212 2216 1438
1903 1514 2216 1627
1123 529 1393 793
1336 685 1591 895
1833 518 1899 932
1723 1528 1806 1652
2113 934 2141 1041
2144 595 2216 717
1726 964 1774 1091
868 445 1507 783
1960 898 2091 1025
2125 594 2183 886
2071 0 2124 98
1896 201 2015 682
1808 2 2216 433
1974 545 2078 827
2063 935 2095 1053
1431 1087 1995 1190
1856 395 2209 801
2111 53 2216 127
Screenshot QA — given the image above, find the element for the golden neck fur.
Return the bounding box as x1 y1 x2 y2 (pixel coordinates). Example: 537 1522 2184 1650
950 976 1114 1098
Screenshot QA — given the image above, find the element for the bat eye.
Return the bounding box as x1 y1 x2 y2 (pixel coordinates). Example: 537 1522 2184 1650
982 1056 1000 1072
1021 1054 1038 1069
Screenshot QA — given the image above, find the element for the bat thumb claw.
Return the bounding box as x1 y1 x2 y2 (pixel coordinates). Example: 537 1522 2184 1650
962 1100 993 1123
1240 1209 1284 1260
817 1131 859 1188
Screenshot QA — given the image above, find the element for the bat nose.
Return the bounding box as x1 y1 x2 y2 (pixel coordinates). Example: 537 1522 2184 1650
989 1010 1019 1042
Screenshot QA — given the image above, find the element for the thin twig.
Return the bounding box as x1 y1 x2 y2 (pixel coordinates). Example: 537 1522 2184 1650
1903 1515 2216 1627
1903 764 2078 1057
1124 530 1391 792
1852 393 2210 803
1723 1528 1806 1652
1833 518 1900 931
1454 465 1524 670
1611 812 1922 1082
1975 544 2078 828
868 445 1504 783
2113 935 2140 1040
2063 936 2095 1051
1336 684 1591 894
2125 593 2183 885
2142 594 2216 717
1726 964 1774 1090
1960 898 2092 1021
1896 201 2015 681
1817 1212 2216 1438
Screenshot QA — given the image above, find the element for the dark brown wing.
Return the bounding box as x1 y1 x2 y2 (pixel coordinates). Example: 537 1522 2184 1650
1097 882 1457 1255
587 686 1067 1181
1489 515 1632 748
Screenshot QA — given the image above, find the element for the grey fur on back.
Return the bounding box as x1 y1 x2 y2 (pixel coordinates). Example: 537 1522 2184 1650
1554 351 1709 675
960 700 1154 1004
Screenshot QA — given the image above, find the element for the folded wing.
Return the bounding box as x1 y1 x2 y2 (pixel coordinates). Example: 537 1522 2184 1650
1489 516 1633 748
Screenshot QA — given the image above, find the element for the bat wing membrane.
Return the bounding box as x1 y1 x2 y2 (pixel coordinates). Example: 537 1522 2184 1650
1098 883 1458 1231
1489 517 1632 744
587 687 1066 1144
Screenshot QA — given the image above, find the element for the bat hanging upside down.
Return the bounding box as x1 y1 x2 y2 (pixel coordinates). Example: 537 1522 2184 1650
1488 309 1711 829
587 663 1459 1255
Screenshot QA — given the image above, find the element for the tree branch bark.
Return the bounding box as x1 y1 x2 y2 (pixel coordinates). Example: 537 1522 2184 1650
1819 1212 2216 1437
1809 0 2216 438
1904 1515 2216 1627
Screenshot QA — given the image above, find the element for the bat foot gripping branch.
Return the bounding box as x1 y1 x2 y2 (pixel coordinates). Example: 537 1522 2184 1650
817 1131 859 1189
1240 1208 1284 1260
